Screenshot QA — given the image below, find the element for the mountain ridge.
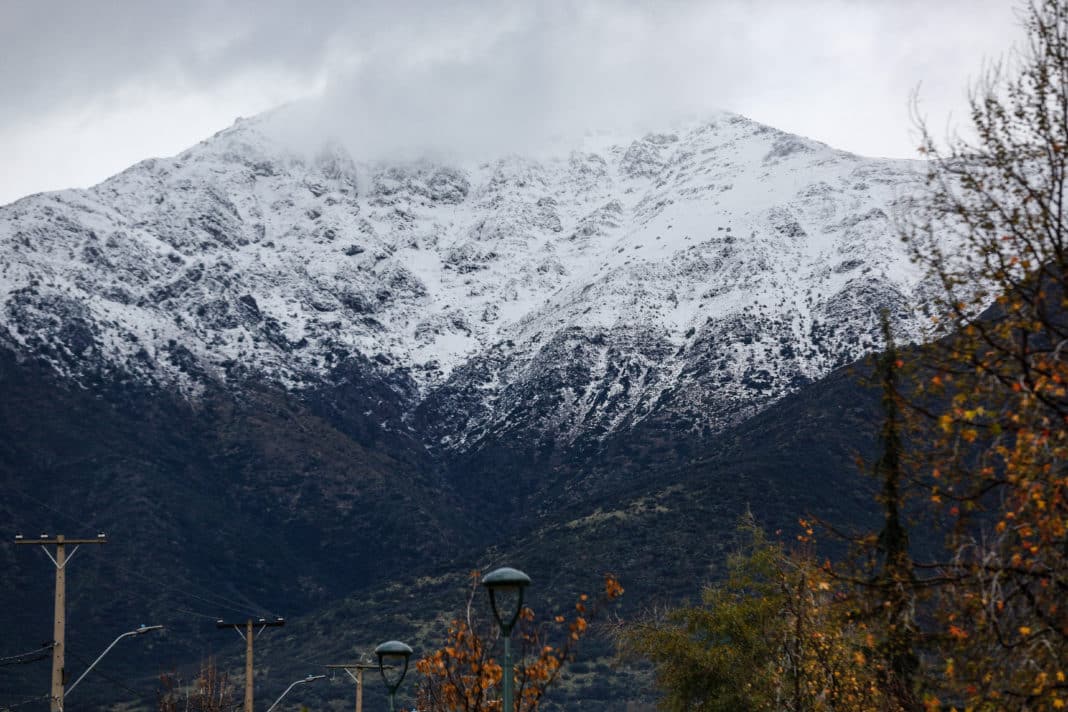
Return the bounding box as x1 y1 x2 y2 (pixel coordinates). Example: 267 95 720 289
0 109 937 709
0 108 929 456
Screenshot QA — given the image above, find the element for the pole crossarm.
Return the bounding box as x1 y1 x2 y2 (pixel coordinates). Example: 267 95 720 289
326 662 389 712
216 617 286 640
326 663 386 673
14 538 108 545
215 618 285 712
326 663 383 668
16 535 106 569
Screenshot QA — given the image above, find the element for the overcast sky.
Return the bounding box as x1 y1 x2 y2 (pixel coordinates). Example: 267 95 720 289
0 0 1023 206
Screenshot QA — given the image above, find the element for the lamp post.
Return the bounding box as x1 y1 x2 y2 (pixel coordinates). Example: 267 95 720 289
64 624 164 700
482 567 531 712
265 673 325 712
374 640 413 712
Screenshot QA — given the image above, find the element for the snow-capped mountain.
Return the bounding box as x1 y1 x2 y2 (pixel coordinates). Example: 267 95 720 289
0 110 927 452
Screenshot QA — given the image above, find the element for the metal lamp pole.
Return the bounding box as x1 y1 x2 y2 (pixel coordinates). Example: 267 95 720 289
64 625 164 702
374 640 413 712
482 567 531 712
265 674 325 712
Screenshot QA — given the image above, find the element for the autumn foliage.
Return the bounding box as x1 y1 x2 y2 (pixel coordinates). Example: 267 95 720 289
415 571 623 712
900 1 1068 708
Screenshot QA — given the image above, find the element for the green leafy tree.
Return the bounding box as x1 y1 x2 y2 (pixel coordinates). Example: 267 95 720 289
625 516 900 712
624 517 785 712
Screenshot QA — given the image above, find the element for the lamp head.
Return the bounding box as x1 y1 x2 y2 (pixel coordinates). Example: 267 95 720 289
481 567 532 590
374 640 413 694
481 567 531 633
374 640 413 659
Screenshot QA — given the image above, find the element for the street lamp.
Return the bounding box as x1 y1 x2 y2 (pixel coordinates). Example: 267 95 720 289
482 567 531 712
65 624 164 697
374 640 413 712
265 673 325 712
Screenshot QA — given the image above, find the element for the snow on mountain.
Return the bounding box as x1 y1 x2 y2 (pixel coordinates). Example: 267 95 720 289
0 109 929 450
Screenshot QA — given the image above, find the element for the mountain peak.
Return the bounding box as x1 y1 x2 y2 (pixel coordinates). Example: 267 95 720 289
0 111 927 447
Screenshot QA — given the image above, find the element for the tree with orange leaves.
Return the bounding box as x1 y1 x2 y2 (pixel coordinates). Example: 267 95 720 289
414 571 623 712
903 1 1068 708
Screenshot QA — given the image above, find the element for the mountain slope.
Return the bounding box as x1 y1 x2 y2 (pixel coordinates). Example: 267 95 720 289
0 339 483 706
0 334 890 710
0 110 927 456
0 110 936 709
249 353 893 712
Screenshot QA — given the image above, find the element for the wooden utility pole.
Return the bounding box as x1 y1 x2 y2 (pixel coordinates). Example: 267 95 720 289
326 662 384 712
14 532 108 712
245 621 253 712
216 617 285 712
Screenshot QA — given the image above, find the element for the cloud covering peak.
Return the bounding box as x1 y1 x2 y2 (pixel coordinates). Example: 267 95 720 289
0 0 1020 203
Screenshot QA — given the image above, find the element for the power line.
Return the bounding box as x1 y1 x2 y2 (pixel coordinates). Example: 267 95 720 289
66 647 143 699
170 606 230 621
0 484 98 529
85 549 273 619
0 694 49 711
0 642 54 668
17 483 279 618
2 484 278 618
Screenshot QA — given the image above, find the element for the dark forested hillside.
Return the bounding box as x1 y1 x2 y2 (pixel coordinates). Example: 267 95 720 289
1 336 887 710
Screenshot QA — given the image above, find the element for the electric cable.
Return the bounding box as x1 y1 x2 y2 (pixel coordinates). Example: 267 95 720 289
0 642 54 666
169 605 230 621
3 483 279 618
66 647 144 698
0 693 49 711
85 548 271 618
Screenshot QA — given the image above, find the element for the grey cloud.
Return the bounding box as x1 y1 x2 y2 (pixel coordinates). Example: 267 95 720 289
1 0 352 129
265 0 1018 162
0 0 1023 203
